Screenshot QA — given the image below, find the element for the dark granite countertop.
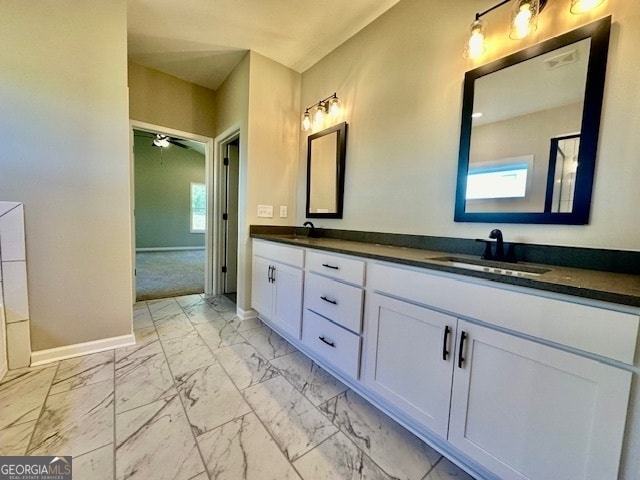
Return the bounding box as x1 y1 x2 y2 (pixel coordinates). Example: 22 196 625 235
251 231 640 308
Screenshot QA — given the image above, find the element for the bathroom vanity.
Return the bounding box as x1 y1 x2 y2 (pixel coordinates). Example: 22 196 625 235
250 230 639 480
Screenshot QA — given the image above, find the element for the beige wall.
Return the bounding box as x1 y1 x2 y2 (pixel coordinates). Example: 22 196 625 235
129 62 217 138
0 0 132 350
214 54 251 311
297 0 640 251
214 52 301 312
246 52 301 229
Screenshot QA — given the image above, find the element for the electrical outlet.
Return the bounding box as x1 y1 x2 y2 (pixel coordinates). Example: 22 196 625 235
257 205 273 218
280 206 288 218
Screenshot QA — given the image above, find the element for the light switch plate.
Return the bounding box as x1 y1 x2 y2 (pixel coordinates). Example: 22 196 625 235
257 205 273 218
279 206 288 218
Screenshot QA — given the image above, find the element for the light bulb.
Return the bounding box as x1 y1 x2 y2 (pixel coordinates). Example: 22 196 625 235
464 19 486 59
314 103 326 128
510 0 538 39
329 96 340 116
153 135 170 148
570 0 605 14
302 110 311 131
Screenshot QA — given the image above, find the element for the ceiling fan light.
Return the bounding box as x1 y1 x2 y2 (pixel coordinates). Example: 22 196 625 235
153 134 170 148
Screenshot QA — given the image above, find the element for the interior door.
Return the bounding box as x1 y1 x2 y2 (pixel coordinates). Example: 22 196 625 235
222 140 239 294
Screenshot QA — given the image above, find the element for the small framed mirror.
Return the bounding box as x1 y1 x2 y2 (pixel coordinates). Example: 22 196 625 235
306 122 348 218
455 16 611 224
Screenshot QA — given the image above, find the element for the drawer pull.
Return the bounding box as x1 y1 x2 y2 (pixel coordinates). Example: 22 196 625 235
320 295 337 305
458 331 467 368
319 336 336 347
442 325 450 360
322 263 339 270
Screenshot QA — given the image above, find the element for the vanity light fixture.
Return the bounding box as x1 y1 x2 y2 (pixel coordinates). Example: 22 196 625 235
464 0 605 59
464 0 546 58
301 93 340 131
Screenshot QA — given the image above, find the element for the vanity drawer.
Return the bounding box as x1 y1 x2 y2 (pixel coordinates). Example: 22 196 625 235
306 250 365 286
304 273 363 333
302 310 361 379
253 239 304 268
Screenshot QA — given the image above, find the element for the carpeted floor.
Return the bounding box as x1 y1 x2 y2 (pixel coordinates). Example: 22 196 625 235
136 249 205 301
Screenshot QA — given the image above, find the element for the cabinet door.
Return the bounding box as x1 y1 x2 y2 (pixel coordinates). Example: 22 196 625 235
251 256 273 320
272 262 303 339
363 293 456 438
449 320 632 480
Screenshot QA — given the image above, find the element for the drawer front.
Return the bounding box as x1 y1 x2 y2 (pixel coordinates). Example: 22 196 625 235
306 250 365 286
302 310 361 379
304 273 363 333
369 262 639 364
253 239 304 268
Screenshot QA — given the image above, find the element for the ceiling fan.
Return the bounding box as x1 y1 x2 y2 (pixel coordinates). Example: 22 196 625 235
153 134 189 148
133 131 188 149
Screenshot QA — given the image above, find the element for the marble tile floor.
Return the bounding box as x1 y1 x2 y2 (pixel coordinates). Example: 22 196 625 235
0 294 475 480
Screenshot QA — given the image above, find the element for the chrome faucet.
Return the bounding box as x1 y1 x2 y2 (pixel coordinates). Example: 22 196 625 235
303 221 317 238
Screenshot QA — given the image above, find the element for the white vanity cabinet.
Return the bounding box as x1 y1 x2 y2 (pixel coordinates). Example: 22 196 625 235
251 240 304 339
364 261 637 480
251 237 639 480
301 250 365 379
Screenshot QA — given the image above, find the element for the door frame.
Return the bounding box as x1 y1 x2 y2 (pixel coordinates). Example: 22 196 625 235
129 120 216 299
213 125 241 295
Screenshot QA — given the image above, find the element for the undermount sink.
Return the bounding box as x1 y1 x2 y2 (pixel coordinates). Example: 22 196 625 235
428 255 551 277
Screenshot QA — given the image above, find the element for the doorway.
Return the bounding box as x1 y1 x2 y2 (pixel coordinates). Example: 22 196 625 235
130 122 214 301
219 136 240 303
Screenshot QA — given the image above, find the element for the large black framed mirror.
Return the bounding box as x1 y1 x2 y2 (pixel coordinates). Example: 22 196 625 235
454 16 611 224
306 122 348 219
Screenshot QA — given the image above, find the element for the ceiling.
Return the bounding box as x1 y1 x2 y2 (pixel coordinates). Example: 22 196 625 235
127 0 402 91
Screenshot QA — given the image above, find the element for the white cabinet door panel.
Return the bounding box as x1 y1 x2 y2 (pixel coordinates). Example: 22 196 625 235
449 320 632 480
363 293 456 438
272 263 303 339
251 256 273 320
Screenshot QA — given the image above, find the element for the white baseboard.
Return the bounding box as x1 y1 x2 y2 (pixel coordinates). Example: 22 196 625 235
237 307 257 321
30 333 136 367
136 247 205 252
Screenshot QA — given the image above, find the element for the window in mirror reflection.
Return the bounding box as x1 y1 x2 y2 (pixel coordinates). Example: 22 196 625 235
466 162 529 200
